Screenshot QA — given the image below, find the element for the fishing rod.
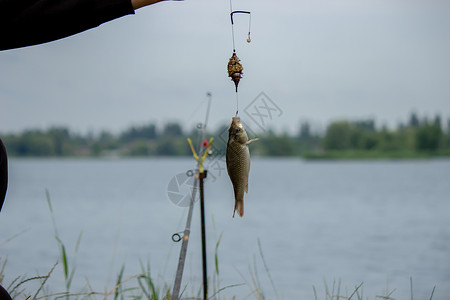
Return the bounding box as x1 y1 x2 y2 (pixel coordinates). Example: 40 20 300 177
199 92 211 300
171 93 213 300
171 176 198 300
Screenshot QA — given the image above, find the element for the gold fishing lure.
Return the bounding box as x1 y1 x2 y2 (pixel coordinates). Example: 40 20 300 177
228 51 243 92
227 10 251 93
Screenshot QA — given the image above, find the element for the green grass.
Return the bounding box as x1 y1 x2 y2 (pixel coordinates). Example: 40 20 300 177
46 189 83 299
0 192 439 300
1 192 273 300
0 247 438 300
312 278 436 300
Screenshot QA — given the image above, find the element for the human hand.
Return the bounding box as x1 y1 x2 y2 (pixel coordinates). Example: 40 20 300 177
132 0 183 10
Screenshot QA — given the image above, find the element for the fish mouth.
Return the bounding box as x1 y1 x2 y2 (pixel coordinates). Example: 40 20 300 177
231 117 243 129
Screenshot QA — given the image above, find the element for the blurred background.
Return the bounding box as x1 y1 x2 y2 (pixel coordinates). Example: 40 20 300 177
1 0 450 299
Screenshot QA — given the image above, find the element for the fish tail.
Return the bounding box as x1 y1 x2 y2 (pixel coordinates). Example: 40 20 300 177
233 199 244 218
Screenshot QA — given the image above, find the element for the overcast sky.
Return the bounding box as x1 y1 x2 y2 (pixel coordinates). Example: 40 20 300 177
1 0 450 135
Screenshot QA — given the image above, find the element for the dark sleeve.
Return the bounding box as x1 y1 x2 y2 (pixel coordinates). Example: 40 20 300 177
0 138 7 212
0 0 135 50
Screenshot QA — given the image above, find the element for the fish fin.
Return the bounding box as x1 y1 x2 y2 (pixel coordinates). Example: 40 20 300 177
245 174 249 193
245 138 259 146
234 199 244 217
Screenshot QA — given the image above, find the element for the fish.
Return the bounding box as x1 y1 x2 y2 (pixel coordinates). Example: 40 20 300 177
226 117 258 217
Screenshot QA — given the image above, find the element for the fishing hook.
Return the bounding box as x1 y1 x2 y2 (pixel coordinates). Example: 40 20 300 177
230 10 252 47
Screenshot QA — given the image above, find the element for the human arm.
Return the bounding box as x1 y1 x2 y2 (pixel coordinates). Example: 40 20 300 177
0 0 179 50
132 0 166 10
0 139 7 212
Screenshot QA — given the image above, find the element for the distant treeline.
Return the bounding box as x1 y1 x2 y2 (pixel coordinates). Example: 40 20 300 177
2 113 450 158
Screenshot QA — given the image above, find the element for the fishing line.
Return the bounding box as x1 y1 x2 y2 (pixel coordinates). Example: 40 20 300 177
247 13 251 43
229 0 235 51
228 0 251 117
235 92 239 117
229 0 238 116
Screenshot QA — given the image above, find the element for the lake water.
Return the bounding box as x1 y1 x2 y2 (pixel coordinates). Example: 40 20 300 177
0 158 449 299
